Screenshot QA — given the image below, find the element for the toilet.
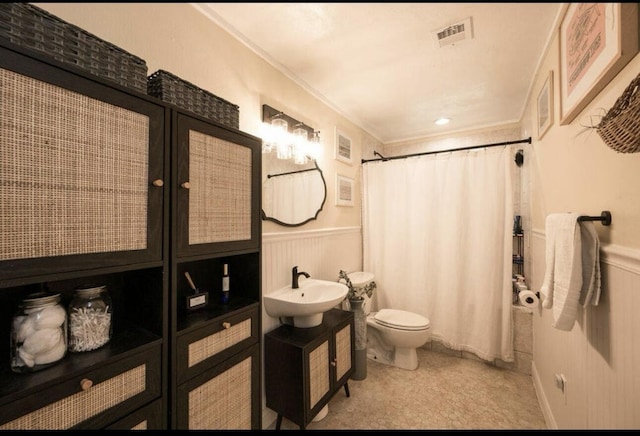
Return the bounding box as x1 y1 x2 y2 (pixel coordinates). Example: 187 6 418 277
349 272 431 371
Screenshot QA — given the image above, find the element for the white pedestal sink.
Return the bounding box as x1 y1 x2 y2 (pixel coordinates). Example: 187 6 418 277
264 279 348 328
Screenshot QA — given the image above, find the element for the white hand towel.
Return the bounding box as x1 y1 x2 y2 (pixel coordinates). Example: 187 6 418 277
539 213 583 331
540 216 556 309
579 221 601 307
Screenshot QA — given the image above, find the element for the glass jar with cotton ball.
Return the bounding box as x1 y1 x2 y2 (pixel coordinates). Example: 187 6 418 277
11 292 67 373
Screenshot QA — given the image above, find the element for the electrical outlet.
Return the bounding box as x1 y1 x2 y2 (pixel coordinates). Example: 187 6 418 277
554 373 567 404
554 373 565 391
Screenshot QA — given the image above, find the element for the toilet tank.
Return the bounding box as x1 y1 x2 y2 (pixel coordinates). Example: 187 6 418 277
348 271 374 288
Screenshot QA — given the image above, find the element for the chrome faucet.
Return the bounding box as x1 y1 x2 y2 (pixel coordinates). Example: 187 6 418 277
292 266 310 289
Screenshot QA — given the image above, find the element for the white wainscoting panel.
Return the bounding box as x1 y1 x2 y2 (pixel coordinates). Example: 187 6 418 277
530 229 640 429
260 226 362 428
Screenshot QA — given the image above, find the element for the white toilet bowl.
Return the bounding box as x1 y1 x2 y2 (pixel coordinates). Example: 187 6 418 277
344 271 431 371
366 308 431 370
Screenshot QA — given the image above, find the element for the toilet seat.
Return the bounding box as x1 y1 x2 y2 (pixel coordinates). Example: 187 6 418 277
373 308 430 331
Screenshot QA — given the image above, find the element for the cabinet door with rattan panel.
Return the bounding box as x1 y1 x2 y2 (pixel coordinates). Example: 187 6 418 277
0 41 165 283
173 111 261 258
0 344 161 430
175 303 259 385
175 342 260 430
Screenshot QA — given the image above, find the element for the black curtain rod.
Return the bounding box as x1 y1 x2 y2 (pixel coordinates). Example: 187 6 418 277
361 137 532 164
267 167 317 178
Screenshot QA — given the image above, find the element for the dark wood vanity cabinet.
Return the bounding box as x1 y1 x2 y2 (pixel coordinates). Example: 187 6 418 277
265 309 355 430
168 110 262 430
0 40 167 429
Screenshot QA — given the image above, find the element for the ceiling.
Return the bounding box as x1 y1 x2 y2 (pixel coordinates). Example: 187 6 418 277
195 3 564 144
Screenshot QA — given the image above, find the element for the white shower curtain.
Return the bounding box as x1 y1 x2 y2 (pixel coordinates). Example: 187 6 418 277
362 146 515 362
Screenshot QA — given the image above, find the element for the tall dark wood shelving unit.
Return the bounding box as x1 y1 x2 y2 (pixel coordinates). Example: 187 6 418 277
0 39 169 429
167 109 262 430
0 37 262 430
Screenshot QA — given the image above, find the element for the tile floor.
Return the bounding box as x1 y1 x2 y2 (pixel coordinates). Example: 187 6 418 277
275 347 547 430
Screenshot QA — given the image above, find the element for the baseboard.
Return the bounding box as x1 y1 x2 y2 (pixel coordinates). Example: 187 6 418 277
531 359 556 429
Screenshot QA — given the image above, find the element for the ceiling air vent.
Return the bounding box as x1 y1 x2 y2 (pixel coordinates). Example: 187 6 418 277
432 17 473 48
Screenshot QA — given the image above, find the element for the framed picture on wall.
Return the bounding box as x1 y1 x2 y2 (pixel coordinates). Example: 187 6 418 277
558 3 639 125
335 174 354 207
537 70 554 139
335 128 353 165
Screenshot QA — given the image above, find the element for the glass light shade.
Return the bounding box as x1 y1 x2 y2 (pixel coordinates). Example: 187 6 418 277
272 118 289 142
306 131 322 160
272 117 292 159
260 122 275 153
276 141 293 160
292 127 309 165
262 142 274 154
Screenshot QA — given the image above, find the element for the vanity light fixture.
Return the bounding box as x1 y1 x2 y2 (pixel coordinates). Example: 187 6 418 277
435 117 451 125
261 104 322 163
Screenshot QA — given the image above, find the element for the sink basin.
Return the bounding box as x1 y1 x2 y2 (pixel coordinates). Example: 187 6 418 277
264 279 348 328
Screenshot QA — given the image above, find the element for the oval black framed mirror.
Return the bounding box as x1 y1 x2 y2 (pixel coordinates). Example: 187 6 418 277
261 156 327 227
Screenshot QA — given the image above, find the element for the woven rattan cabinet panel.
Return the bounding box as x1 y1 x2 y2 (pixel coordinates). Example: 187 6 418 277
308 341 330 409
264 309 355 430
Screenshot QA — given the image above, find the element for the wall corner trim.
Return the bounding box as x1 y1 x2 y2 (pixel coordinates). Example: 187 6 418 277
262 226 361 243
531 228 640 275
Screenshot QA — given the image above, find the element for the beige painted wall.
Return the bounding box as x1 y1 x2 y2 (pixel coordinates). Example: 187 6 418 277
35 2 378 234
520 10 640 430
522 31 640 249
33 2 640 430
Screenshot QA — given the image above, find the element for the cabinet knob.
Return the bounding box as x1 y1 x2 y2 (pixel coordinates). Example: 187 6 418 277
152 179 164 187
181 182 191 190
80 378 93 391
222 322 231 329
330 361 337 367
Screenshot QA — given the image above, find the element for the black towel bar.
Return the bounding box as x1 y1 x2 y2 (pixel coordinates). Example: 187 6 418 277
577 211 612 226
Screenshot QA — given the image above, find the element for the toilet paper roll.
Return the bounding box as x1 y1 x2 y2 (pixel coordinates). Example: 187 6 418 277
519 290 539 308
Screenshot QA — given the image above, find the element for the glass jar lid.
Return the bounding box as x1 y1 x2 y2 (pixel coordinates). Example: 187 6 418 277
75 284 107 295
21 291 62 308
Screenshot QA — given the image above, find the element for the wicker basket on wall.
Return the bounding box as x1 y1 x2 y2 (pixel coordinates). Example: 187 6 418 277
0 3 148 93
147 70 240 130
596 72 640 153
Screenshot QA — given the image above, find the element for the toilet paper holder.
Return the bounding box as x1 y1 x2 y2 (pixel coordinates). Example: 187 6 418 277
518 289 540 308
523 291 539 303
